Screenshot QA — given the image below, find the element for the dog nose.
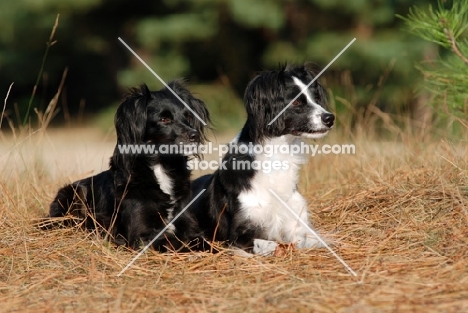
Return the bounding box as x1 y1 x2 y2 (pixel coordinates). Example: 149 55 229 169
189 131 199 142
321 113 335 128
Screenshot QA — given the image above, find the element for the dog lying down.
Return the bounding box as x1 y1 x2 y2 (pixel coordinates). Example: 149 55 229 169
44 81 211 252
190 64 335 255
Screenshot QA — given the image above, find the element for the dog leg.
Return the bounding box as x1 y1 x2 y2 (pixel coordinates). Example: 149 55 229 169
252 239 278 256
285 191 325 249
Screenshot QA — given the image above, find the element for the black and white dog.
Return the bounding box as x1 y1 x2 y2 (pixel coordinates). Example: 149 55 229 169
47 81 210 252
190 65 334 255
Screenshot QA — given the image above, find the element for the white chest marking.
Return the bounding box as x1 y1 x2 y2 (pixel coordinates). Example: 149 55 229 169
237 136 311 242
153 164 173 198
153 164 176 231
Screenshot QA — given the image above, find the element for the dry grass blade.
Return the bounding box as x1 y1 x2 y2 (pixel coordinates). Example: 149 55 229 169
1 127 467 312
23 14 60 126
1 82 14 131
35 67 68 132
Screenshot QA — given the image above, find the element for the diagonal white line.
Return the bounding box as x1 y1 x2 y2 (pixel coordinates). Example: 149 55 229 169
118 37 207 126
268 38 356 125
268 189 357 277
117 189 206 277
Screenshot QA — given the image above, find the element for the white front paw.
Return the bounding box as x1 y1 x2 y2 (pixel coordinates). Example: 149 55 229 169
296 234 325 249
253 239 278 256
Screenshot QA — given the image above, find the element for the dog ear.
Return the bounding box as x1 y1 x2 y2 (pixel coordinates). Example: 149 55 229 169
115 84 150 145
168 80 211 144
244 71 286 143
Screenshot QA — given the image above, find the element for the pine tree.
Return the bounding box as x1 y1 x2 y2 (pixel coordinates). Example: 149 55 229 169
398 0 468 117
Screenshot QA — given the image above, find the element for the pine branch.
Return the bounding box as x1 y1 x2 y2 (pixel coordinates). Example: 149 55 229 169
443 27 468 66
398 0 468 116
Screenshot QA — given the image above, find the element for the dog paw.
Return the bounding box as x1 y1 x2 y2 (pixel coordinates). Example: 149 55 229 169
252 239 278 256
296 234 325 249
230 247 254 258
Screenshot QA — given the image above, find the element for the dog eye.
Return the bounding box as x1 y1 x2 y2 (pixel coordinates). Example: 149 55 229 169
292 99 301 106
159 117 171 124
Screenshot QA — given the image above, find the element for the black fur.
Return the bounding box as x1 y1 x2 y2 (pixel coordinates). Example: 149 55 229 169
47 81 211 252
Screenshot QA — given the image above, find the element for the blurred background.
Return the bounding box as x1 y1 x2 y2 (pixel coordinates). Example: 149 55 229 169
0 0 457 136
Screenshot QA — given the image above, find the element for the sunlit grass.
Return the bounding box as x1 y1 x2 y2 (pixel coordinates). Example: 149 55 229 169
1 121 467 312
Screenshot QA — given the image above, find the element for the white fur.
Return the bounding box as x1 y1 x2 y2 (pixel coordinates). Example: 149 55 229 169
237 135 323 255
253 239 278 255
292 77 330 139
153 164 174 197
153 164 176 232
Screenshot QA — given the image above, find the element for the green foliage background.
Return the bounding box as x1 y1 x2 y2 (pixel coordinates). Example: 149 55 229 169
398 0 468 116
1 0 454 133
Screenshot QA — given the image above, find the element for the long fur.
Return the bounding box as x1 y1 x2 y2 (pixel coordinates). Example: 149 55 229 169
46 81 210 252
190 64 335 255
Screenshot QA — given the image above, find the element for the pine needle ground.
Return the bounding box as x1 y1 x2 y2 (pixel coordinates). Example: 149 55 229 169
1 129 467 313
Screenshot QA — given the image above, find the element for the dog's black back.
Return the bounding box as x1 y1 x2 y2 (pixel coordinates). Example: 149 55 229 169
47 81 210 251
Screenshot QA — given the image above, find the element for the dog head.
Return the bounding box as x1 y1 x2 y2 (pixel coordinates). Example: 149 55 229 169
243 64 334 143
115 81 210 149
